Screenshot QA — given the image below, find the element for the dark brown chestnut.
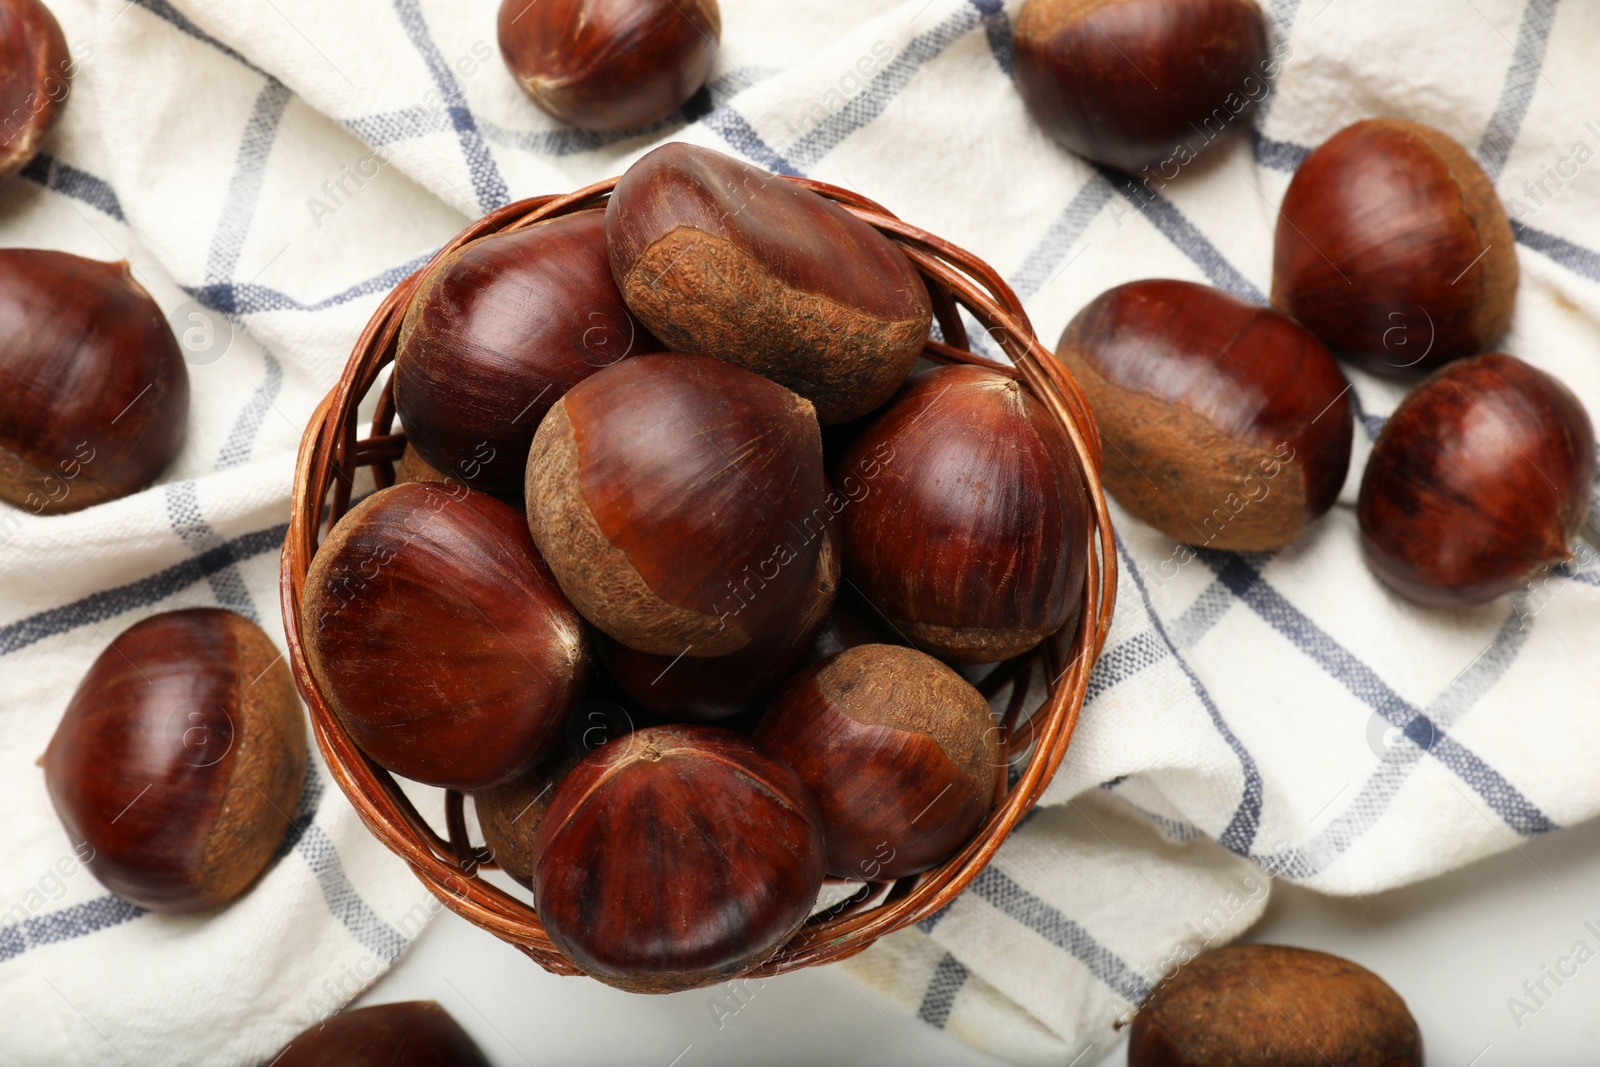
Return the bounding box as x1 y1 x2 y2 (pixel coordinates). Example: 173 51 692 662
533 724 825 993
497 0 720 132
525 352 826 657
272 1001 490 1067
40 608 306 913
394 210 660 493
755 644 999 879
1013 0 1272 174
1056 279 1353 550
1358 353 1594 607
0 0 71 179
1129 945 1422 1066
597 508 838 721
605 143 933 424
1273 118 1519 374
0 251 188 514
837 364 1089 664
302 481 589 790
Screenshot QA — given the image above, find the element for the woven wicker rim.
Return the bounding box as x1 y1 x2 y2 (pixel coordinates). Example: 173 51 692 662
279 173 1118 981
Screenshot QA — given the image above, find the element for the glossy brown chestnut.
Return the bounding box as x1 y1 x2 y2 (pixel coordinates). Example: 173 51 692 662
395 210 660 492
755 644 999 879
272 1001 490 1067
1273 118 1518 374
1129 945 1422 1067
1358 353 1594 607
525 353 826 657
533 724 826 993
837 364 1089 664
598 509 839 721
1013 0 1271 174
497 0 720 132
40 608 306 913
0 0 71 178
302 482 589 790
0 251 188 514
606 143 933 424
1056 279 1353 551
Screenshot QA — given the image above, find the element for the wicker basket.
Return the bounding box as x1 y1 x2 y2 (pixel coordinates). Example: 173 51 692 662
279 174 1118 982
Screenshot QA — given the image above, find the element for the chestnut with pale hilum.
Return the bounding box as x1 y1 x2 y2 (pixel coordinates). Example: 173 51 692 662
0 250 189 514
497 0 720 132
606 142 933 424
41 609 306 913
1273 117 1518 375
838 363 1089 664
301 481 590 791
1359 353 1594 608
1056 278 1353 552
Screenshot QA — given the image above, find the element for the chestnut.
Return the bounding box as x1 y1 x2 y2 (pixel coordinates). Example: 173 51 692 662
302 481 589 791
393 443 453 487
1358 353 1594 607
1055 279 1353 551
0 0 71 179
533 724 825 993
1273 118 1518 374
597 511 839 721
1013 0 1271 173
1129 945 1422 1067
754 644 999 879
0 251 188 514
272 1001 489 1067
837 364 1089 664
497 0 720 132
395 210 659 493
40 608 306 913
605 143 933 424
525 352 826 657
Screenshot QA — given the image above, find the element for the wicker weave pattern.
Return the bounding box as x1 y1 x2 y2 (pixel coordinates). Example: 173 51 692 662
279 176 1118 981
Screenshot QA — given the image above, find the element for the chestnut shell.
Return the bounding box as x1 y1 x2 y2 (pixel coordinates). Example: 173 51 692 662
272 1001 490 1067
1056 279 1352 550
1128 945 1422 1067
837 364 1089 663
497 0 720 133
41 608 306 913
606 143 933 424
532 724 826 993
1013 0 1270 173
1358 353 1594 607
0 0 70 178
0 251 189 514
1272 118 1518 374
302 482 589 790
394 210 659 493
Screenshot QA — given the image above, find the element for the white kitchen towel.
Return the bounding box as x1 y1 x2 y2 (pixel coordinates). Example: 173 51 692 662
0 0 1596 1063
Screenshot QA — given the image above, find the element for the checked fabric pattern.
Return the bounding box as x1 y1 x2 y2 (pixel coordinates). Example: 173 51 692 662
0 0 1596 1063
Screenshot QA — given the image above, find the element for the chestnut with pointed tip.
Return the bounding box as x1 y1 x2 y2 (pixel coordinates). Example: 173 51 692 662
1358 353 1594 607
1013 0 1271 173
1056 279 1353 550
272 1001 490 1067
41 608 306 913
1273 118 1518 375
755 644 999 879
0 250 189 514
302 482 589 791
606 143 933 424
525 353 825 657
497 0 720 132
838 364 1089 664
533 724 826 993
0 0 71 178
395 210 660 493
1129 945 1422 1067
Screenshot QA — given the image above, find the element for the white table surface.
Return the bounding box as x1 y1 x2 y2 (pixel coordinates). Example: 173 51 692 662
357 811 1600 1066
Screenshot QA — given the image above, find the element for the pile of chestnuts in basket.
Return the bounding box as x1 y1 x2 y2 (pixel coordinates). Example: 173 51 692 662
300 141 1091 993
